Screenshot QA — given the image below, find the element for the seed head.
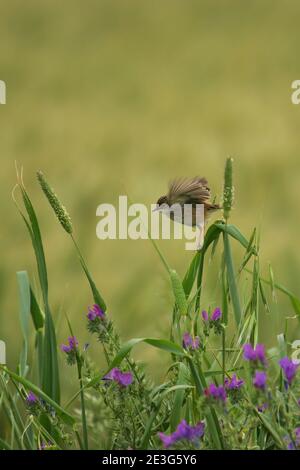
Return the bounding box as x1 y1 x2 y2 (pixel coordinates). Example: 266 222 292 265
222 157 234 222
37 171 73 234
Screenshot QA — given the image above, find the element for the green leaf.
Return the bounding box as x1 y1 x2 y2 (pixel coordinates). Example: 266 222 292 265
183 252 200 296
17 271 31 377
78 256 107 312
223 230 242 326
196 223 222 308
250 270 300 318
253 408 283 448
215 222 255 251
30 287 44 330
87 338 185 388
106 338 185 372
20 187 49 300
17 183 60 403
0 437 11 450
170 363 190 431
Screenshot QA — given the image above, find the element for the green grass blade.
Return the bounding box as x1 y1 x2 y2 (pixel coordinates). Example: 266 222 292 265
170 362 190 431
253 408 283 448
42 309 60 403
17 183 60 403
216 222 255 252
71 235 107 312
0 437 11 450
30 287 44 330
223 231 242 326
20 187 49 300
138 405 162 450
247 269 300 318
106 338 185 372
36 330 44 387
17 271 31 377
182 252 200 296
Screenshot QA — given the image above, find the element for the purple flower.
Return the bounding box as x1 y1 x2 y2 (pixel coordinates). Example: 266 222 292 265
87 304 105 321
182 332 200 351
201 308 222 335
104 367 133 387
25 391 40 415
201 308 222 322
211 307 222 321
61 336 78 353
182 332 192 349
253 370 267 390
287 441 295 450
285 427 300 450
26 391 38 405
202 310 209 322
61 336 78 365
279 357 299 385
192 337 200 350
243 343 266 366
243 344 256 361
257 402 268 413
158 419 205 448
224 374 244 390
86 304 108 338
39 441 52 450
159 433 173 448
205 383 227 402
255 344 266 365
296 428 300 445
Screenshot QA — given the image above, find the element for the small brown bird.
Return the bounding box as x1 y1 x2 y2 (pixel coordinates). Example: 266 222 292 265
155 176 220 226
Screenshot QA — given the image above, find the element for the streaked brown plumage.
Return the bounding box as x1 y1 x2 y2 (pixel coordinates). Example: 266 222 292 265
156 177 220 226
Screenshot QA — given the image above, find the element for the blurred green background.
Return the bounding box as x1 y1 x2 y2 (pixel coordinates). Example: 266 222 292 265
1 0 300 386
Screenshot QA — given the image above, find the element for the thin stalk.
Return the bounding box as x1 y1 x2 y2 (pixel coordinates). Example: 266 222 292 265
31 417 63 449
77 361 88 450
222 327 226 384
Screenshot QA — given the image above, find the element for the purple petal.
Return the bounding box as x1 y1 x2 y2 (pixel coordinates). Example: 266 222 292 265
202 310 209 322
211 307 222 321
158 433 174 448
182 332 193 349
253 370 267 390
255 344 266 366
192 336 200 350
279 356 299 385
118 371 133 387
243 343 256 361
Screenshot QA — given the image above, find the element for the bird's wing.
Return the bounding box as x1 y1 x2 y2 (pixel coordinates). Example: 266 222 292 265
167 177 211 205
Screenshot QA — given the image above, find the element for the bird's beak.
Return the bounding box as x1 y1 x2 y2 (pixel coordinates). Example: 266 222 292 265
152 206 159 212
